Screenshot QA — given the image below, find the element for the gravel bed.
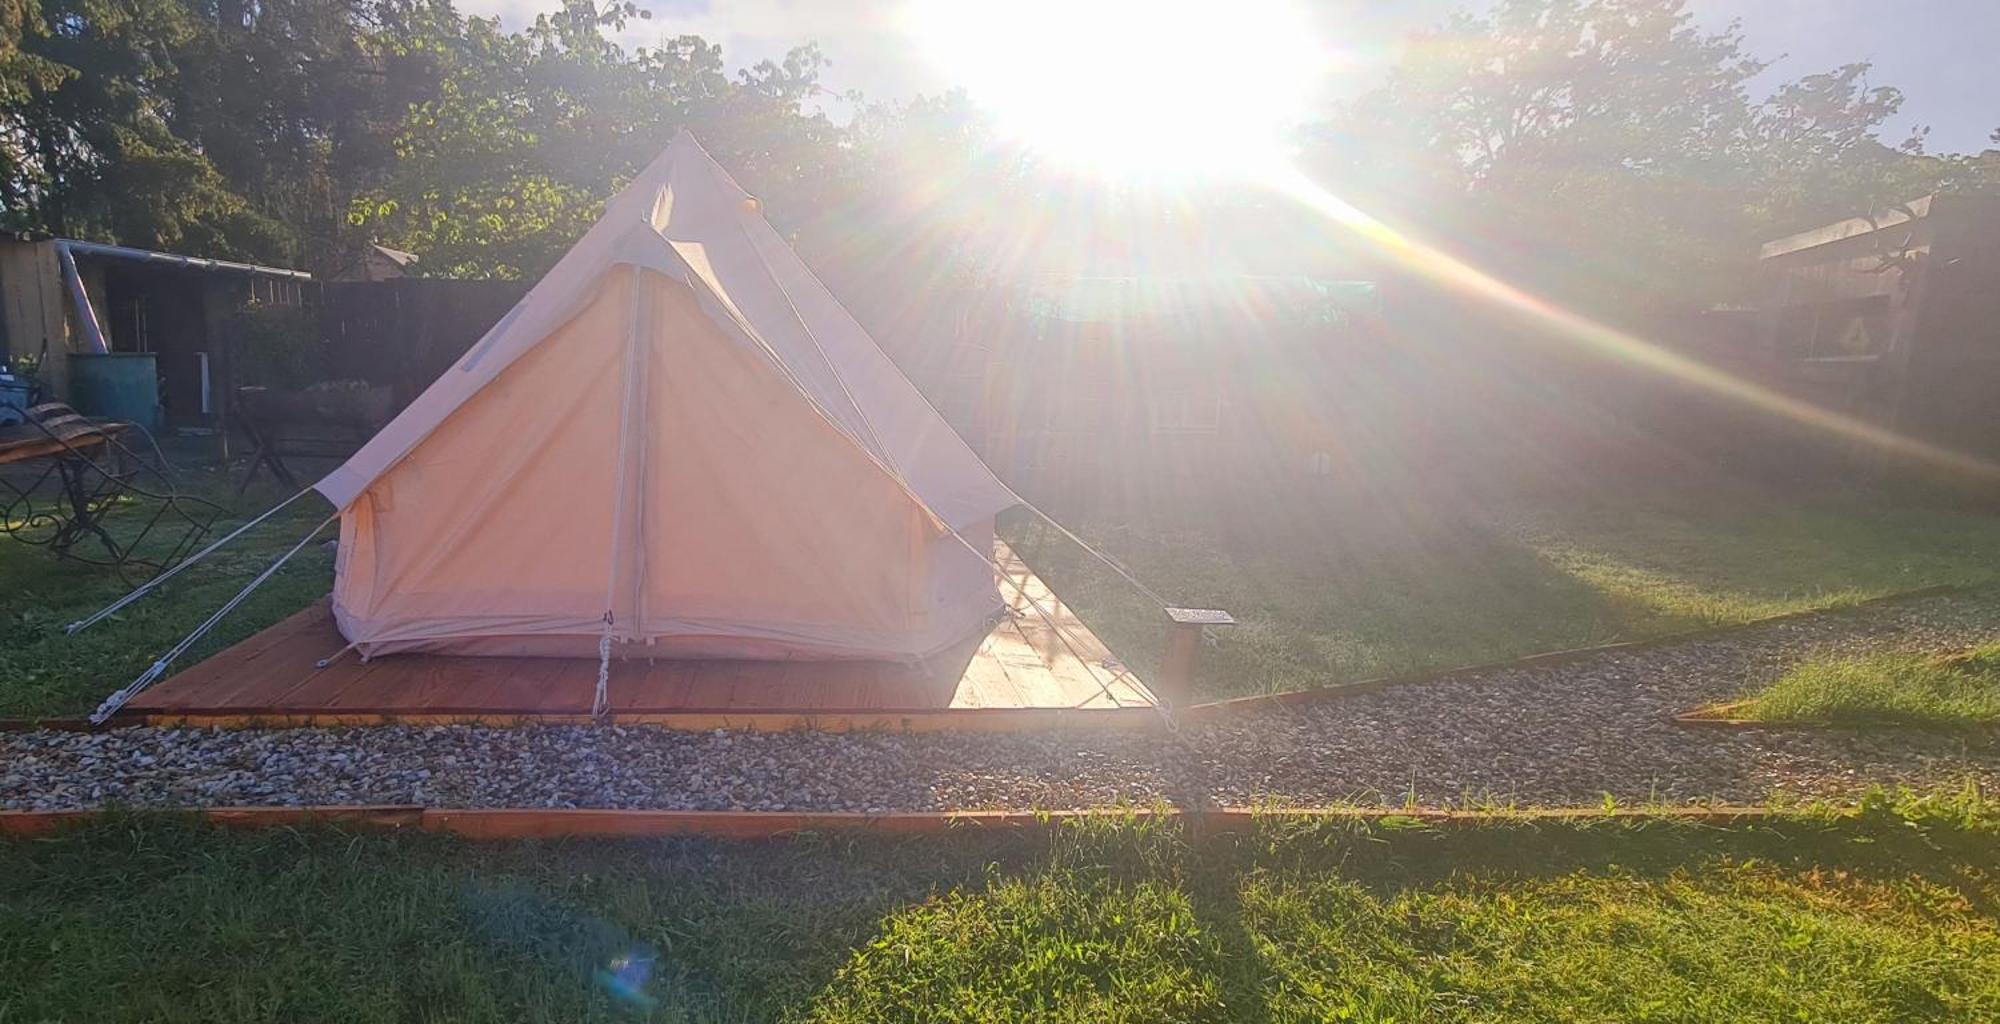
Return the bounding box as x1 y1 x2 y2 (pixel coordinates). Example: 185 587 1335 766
5 590 2000 812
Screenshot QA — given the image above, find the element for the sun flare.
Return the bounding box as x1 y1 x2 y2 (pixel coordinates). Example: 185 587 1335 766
905 0 1328 181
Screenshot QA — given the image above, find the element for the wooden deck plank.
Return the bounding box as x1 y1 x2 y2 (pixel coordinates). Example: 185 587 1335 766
537 659 601 713
120 542 1155 725
993 541 1148 709
990 617 1082 707
672 663 741 710
321 659 435 710
949 633 1018 709
141 603 336 709
728 661 797 710
398 655 517 711
250 657 382 712
617 660 695 712
490 657 570 712
807 661 872 710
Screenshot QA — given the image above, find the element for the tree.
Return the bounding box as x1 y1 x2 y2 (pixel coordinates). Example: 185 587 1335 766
345 0 861 279
0 0 276 251
1 0 863 275
161 0 462 266
1302 0 1982 315
1306 0 1771 314
1747 62 1943 236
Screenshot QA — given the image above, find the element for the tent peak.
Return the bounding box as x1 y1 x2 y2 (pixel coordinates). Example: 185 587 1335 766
314 124 1015 529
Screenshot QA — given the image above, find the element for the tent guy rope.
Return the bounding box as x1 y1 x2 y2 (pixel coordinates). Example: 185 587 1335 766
89 511 338 724
64 484 317 635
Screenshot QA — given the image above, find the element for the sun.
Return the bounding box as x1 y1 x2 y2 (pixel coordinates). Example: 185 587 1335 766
905 0 1328 182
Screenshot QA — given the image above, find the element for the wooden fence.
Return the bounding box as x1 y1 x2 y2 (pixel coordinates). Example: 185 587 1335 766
318 279 528 408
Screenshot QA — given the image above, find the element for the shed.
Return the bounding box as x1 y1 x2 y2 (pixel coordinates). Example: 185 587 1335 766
1753 193 2000 460
0 235 310 429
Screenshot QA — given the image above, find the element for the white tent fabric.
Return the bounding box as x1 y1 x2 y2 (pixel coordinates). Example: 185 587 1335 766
312 131 1016 662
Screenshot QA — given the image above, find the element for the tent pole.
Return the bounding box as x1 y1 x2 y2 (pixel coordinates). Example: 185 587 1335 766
593 264 649 718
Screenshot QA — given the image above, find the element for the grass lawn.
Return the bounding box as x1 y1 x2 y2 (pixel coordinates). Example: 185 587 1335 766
8 452 2000 715
1722 643 2000 728
4 795 1998 1022
0 458 336 720
1009 482 2000 700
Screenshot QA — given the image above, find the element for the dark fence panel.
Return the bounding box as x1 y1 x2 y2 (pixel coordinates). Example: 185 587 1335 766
319 279 528 408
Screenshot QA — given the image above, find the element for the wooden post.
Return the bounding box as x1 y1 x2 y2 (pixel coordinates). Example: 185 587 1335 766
202 276 238 460
1160 607 1234 708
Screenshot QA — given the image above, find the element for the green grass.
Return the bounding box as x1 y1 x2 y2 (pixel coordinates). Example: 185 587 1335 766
1008 483 2000 700
1727 643 2000 727
0 455 336 719
5 795 2000 1022
8 450 2000 716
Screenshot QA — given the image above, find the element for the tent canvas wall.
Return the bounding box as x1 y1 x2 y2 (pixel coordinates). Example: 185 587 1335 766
313 131 1017 662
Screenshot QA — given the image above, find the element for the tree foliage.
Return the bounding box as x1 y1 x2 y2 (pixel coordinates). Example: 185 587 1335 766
0 0 870 276
1304 0 1999 314
0 0 1992 317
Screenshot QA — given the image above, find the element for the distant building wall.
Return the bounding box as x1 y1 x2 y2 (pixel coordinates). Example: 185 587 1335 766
0 239 71 398
1751 193 2000 471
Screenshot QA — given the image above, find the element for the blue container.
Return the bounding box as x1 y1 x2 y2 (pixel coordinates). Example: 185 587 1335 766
0 373 30 427
69 352 159 429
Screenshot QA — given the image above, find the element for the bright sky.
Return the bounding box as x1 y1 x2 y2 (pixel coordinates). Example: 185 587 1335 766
458 0 1999 156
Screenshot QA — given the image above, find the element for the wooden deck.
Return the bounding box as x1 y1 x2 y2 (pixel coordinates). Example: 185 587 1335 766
124 543 1157 730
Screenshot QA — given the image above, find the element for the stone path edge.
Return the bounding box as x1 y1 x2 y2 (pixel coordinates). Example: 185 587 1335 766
1673 701 2000 733
0 804 1808 841
0 583 1973 735
0 707 1166 734
1183 583 1973 720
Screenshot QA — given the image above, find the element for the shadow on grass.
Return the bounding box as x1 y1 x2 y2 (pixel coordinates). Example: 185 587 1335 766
1520 487 2000 623
12 799 1993 1022
1008 504 1640 701
1007 482 2000 702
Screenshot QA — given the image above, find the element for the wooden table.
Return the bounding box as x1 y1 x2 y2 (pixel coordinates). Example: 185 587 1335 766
0 417 127 464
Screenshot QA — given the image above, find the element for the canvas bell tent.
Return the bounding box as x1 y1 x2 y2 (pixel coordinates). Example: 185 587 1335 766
72 131 1191 726
315 131 1016 663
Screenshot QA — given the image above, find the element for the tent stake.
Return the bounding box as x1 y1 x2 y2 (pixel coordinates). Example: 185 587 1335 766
1160 608 1235 710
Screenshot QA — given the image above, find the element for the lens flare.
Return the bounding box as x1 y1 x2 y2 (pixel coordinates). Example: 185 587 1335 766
595 946 659 1009
905 0 1326 181
1255 162 2000 485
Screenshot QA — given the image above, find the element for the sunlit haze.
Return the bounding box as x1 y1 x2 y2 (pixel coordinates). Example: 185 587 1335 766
904 0 1329 181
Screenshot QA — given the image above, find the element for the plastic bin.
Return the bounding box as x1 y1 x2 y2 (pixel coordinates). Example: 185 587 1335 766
69 352 160 429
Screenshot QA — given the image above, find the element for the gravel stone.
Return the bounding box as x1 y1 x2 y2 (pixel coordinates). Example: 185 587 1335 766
5 591 1999 812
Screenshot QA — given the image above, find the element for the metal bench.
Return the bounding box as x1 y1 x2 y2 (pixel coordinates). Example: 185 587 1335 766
0 402 222 582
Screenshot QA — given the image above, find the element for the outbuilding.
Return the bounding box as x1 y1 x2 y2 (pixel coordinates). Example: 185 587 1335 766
0 233 310 430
